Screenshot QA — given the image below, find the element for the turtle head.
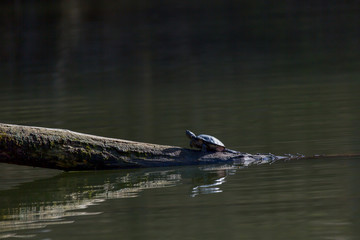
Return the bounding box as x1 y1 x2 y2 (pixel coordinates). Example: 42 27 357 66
186 130 205 150
185 130 196 140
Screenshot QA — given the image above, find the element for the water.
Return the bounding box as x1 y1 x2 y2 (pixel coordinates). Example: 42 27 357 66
1 0 360 239
1 158 360 239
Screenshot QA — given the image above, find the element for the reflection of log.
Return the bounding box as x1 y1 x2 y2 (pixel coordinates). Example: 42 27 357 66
0 166 217 233
0 123 255 171
0 167 182 232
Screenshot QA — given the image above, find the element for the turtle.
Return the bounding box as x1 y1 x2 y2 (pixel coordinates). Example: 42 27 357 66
185 130 239 153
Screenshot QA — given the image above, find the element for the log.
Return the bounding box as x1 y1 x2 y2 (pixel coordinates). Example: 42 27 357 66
0 123 276 171
2 123 359 171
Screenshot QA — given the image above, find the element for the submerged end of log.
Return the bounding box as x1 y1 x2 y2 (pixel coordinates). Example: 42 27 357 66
0 123 246 171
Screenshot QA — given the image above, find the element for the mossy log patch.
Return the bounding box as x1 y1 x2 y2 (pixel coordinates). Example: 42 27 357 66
0 123 262 171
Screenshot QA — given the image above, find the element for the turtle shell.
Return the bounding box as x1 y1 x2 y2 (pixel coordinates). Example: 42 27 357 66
197 134 226 152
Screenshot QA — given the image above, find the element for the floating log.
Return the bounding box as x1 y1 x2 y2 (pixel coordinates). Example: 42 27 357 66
2 123 358 171
0 123 276 171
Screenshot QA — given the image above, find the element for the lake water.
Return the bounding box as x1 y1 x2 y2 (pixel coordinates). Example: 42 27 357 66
1 1 360 239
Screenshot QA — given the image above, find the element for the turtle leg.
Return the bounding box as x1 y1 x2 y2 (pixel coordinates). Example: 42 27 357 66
201 144 208 152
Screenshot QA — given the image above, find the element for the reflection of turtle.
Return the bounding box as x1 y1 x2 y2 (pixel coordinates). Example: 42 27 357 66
185 130 239 153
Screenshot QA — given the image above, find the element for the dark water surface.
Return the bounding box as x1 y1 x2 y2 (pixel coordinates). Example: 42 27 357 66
1 158 360 240
1 0 360 239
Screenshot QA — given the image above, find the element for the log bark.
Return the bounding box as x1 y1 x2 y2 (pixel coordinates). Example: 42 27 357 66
2 123 359 171
1 123 270 171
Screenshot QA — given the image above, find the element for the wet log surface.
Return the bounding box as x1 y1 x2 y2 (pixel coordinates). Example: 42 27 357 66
1 123 358 171
0 123 279 171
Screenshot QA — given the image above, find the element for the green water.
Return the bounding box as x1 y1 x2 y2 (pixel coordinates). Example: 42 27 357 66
1 158 360 240
1 0 360 239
